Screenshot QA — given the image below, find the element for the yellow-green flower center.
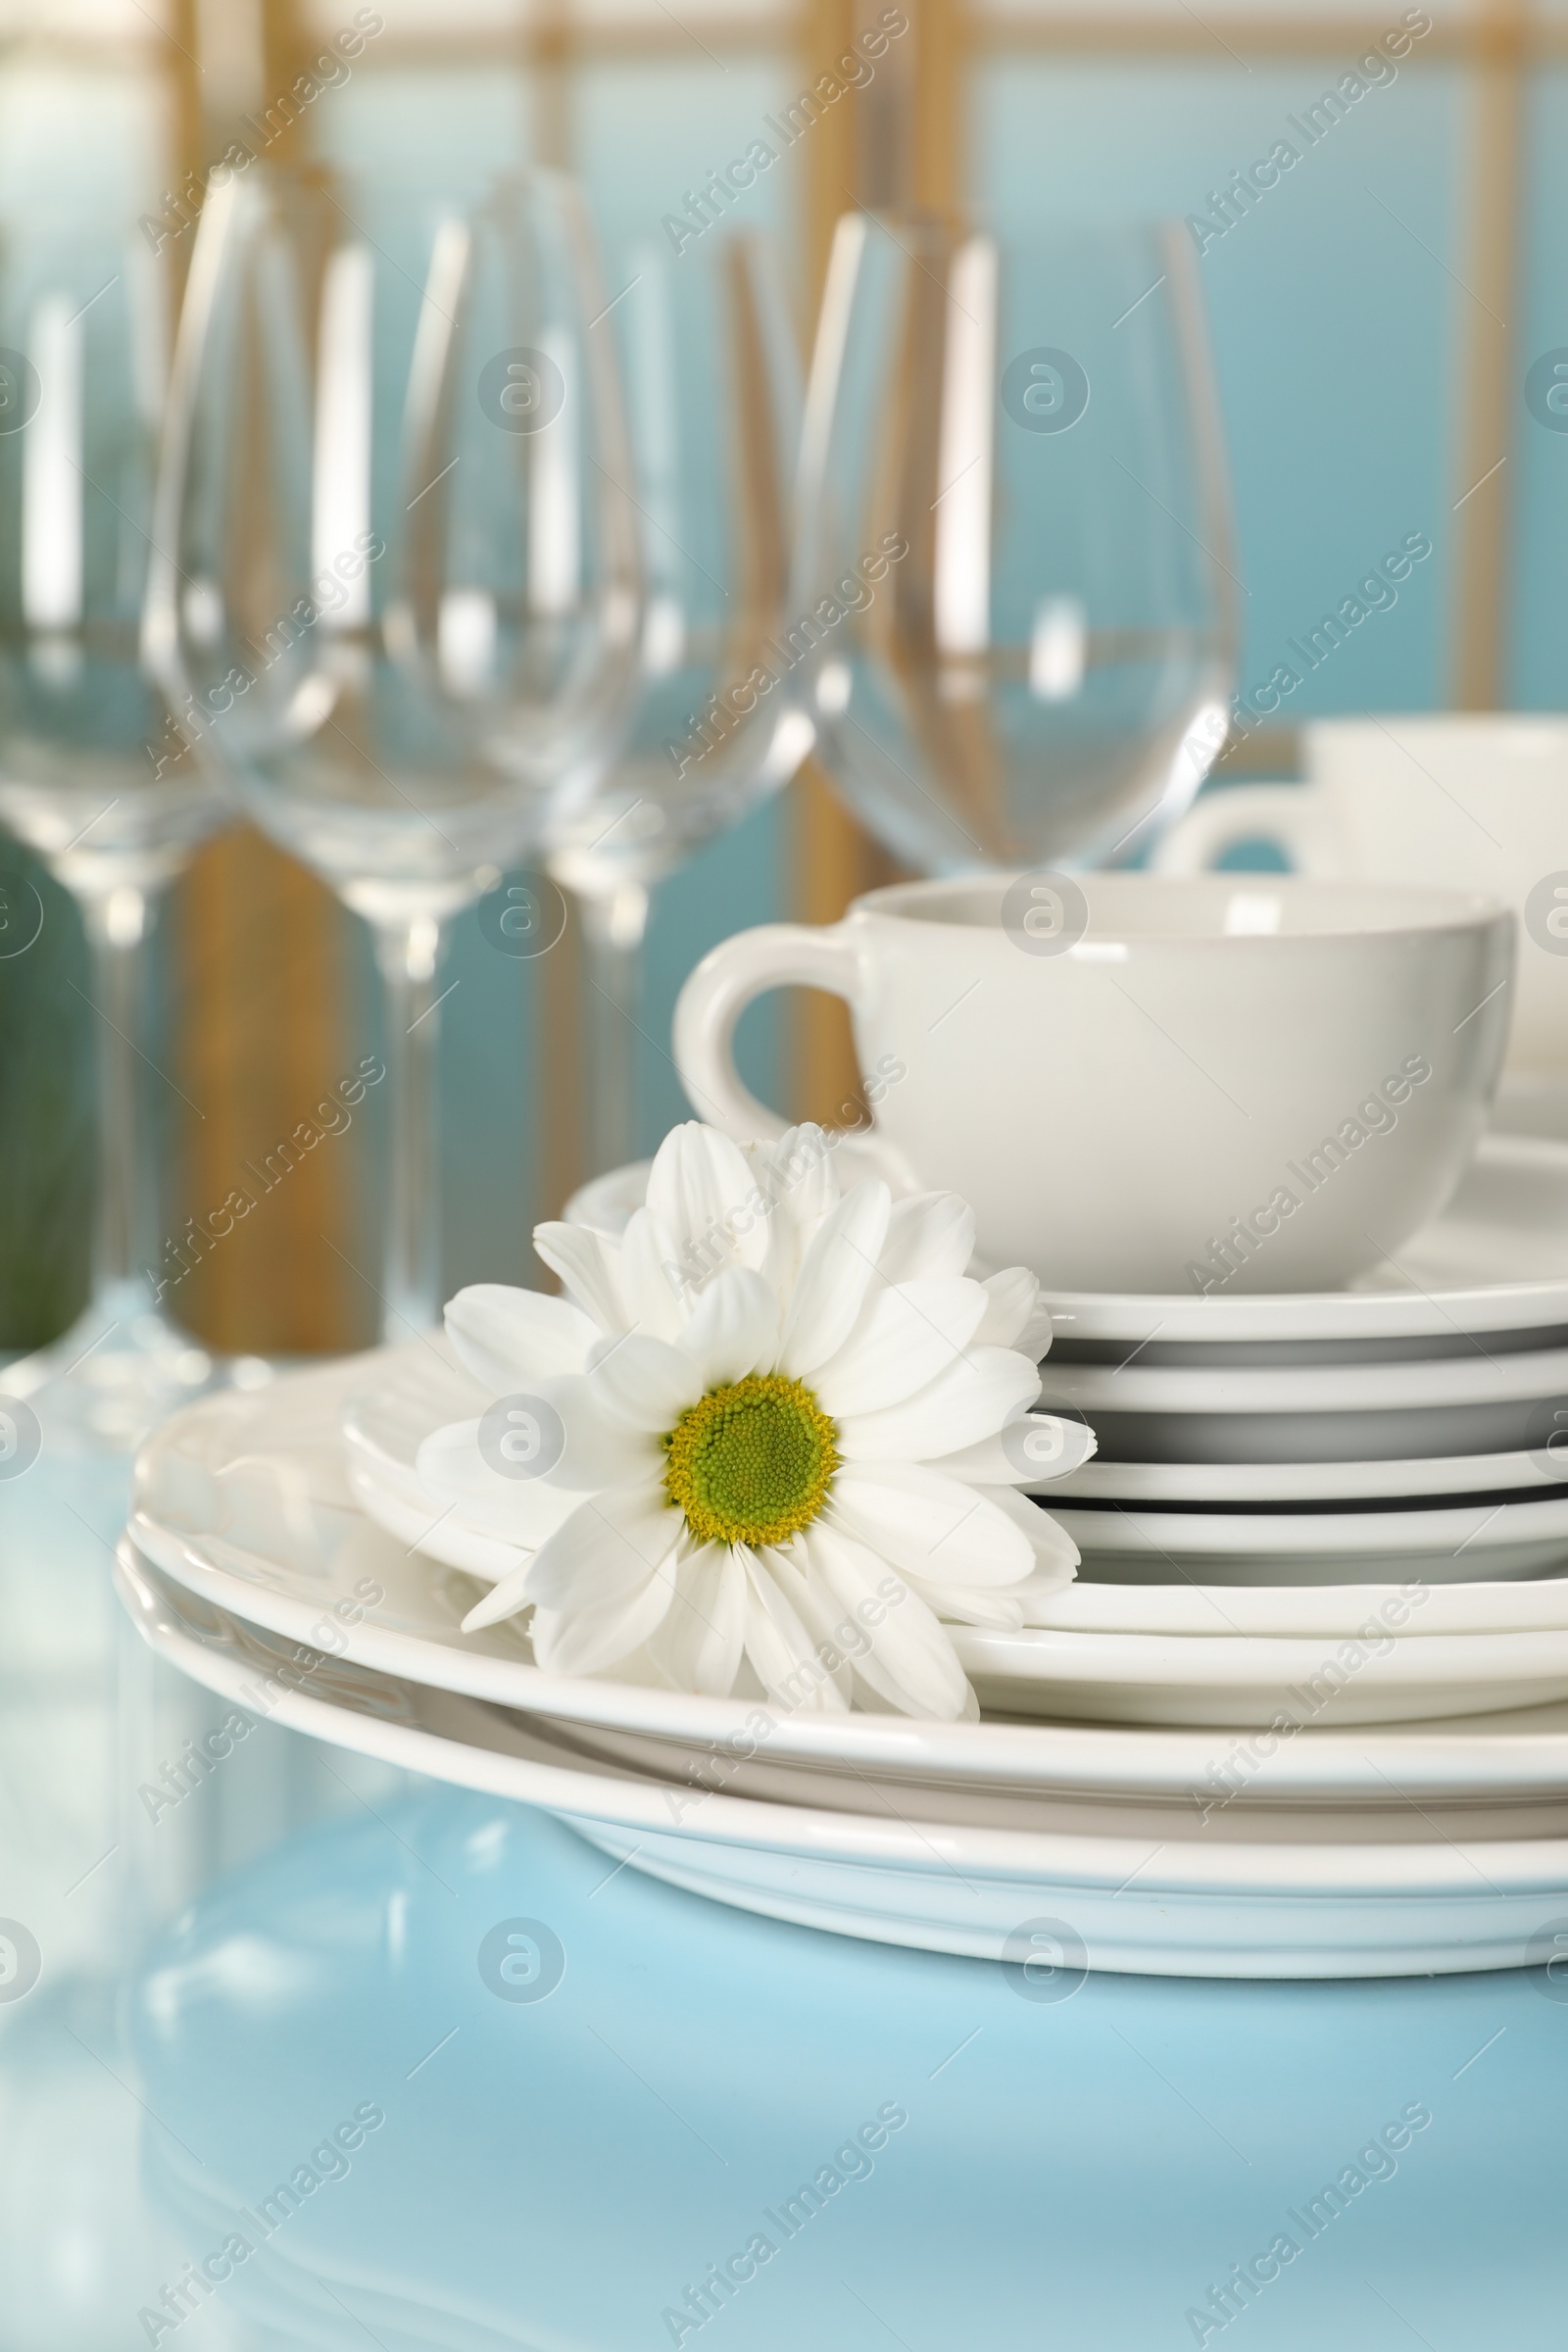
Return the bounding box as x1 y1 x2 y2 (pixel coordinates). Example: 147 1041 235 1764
662 1373 840 1549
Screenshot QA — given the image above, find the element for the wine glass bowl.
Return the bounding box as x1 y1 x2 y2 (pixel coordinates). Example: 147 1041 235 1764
544 232 808 899
541 229 809 1173
0 261 228 895
151 166 641 923
794 212 1238 876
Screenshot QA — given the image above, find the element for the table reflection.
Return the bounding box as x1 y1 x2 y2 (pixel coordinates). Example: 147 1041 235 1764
101 1788 1568 2352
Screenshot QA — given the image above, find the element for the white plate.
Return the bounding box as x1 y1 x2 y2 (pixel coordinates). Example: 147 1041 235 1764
130 1471 1568 1730
954 1619 1568 1726
120 1458 1568 1788
1038 1345 1568 1416
1036 1339 1568 1465
1050 1447 1568 1503
115 1543 1568 1979
130 1353 1568 1756
569 1134 1568 1350
121 1517 1568 1821
1052 1494 1568 1586
1073 1397 1566 1467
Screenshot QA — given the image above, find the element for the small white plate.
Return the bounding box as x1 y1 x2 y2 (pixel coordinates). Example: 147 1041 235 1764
569 1134 1568 1351
115 1542 1568 1980
952 1619 1568 1726
1052 1494 1568 1586
1037 1346 1568 1415
1049 1447 1568 1504
1072 1398 1566 1467
1037 1345 1568 1465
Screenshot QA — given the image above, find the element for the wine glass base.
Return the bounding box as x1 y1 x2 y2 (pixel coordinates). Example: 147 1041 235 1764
0 1282 272 1459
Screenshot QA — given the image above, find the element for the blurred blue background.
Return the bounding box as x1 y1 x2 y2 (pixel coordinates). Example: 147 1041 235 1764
0 0 1557 1345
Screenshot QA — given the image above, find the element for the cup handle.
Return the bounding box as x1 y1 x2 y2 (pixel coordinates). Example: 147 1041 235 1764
1150 782 1343 877
674 922 911 1183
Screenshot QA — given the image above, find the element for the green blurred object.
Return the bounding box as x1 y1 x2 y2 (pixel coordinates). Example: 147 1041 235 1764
0 841 90 1349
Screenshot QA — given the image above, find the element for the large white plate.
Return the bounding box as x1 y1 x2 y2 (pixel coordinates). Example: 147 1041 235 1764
114 1544 1568 1979
568 1133 1568 1350
131 1352 1568 1754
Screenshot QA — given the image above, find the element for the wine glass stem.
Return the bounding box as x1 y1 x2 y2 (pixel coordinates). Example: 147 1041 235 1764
579 881 650 1178
78 880 165 1305
372 912 448 1340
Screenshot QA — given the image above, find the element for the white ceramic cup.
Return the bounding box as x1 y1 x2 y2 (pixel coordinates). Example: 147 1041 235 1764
673 873 1512 1295
1152 715 1568 1078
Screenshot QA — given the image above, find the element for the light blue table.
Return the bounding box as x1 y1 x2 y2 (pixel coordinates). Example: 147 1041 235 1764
123 1786 1568 2351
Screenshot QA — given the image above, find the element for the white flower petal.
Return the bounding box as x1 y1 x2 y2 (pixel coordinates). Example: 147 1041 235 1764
586 1333 703 1432
442 1285 599 1394
643 1542 748 1695
529 1376 662 1490
1016 1298 1057 1363
747 1124 840 1251
827 1461 1035 1588
523 1481 681 1613
972 1267 1038 1351
776 1179 891 1378
838 1346 1041 1462
981 1482 1081 1577
926 1412 1097 1487
675 1268 780 1390
877 1192 974 1285
529 1563 680 1677
756 1538 868 1694
533 1223 630 1336
741 1544 853 1711
416 1418 591 1545
743 1124 843 1305
646 1121 768 1280
800 1522 972 1720
617 1209 687 1343
349 1455 526 1583
902 1577 1028 1631
1013 1561 1088 1624
461 1555 537 1633
813 1278 987 1418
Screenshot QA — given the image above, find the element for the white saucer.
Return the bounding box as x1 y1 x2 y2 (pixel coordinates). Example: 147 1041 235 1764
569 1133 1568 1350
1038 1345 1568 1416
1050 1446 1568 1504
1052 1494 1568 1586
1036 1343 1568 1465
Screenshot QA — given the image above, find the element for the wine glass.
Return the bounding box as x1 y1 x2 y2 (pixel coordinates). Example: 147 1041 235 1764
0 229 236 1452
793 212 1238 874
146 164 641 1336
542 230 808 1176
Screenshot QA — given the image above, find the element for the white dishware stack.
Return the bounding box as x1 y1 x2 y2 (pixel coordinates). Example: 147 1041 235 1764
115 1098 1568 1984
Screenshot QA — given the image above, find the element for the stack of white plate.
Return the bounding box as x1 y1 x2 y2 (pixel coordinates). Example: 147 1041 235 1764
1024 1132 1568 1596
114 1131 1568 1976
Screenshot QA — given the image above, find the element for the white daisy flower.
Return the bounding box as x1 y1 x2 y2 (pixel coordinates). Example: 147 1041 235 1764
414 1120 1095 1722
